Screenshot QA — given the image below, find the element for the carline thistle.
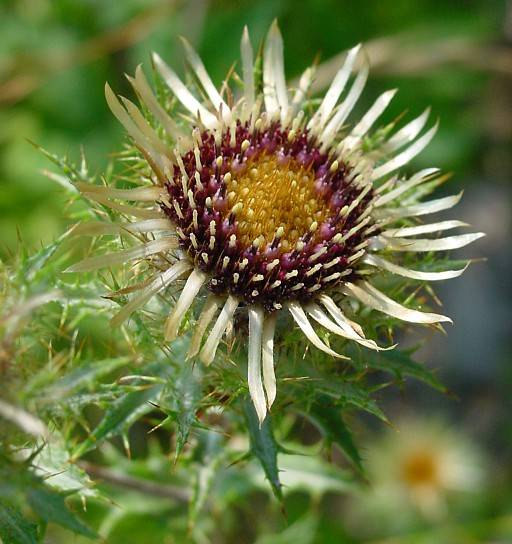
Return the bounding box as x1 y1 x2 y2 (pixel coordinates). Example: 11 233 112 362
69 22 484 423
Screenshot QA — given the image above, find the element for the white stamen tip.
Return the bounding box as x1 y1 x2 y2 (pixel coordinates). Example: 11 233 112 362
232 202 243 214
252 236 264 249
305 263 322 277
187 189 196 209
267 259 280 271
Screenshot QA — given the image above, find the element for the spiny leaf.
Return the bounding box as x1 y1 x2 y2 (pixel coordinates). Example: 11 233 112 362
360 348 446 391
72 384 163 458
26 487 96 539
29 140 90 186
61 391 124 413
0 501 38 544
297 362 388 422
277 454 355 496
317 379 388 422
188 431 224 530
159 362 202 461
49 357 131 399
31 436 98 499
243 399 282 502
305 395 364 474
71 359 175 458
21 228 72 282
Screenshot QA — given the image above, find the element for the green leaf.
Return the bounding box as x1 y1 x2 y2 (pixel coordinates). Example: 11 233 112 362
243 399 282 502
188 431 224 530
73 384 163 458
255 514 317 544
31 436 98 499
305 395 364 473
277 454 355 496
49 357 130 399
297 363 388 422
176 367 201 459
320 380 388 422
26 487 96 539
22 228 71 282
0 502 38 544
160 362 202 461
361 348 447 391
30 141 88 187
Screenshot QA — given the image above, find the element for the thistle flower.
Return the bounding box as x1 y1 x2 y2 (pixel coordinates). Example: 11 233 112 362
70 23 483 423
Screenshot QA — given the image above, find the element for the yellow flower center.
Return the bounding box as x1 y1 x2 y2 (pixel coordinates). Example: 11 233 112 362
225 155 331 251
401 450 440 488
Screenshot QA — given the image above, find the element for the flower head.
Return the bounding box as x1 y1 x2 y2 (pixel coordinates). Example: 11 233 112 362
70 22 483 423
352 418 484 524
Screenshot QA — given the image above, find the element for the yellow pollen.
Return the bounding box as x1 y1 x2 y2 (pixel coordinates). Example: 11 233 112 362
224 155 331 250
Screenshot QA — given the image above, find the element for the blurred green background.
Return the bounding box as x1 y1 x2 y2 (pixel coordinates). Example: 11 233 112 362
1 0 511 542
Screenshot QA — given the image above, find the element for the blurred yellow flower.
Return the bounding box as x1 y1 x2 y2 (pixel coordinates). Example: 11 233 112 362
350 417 484 528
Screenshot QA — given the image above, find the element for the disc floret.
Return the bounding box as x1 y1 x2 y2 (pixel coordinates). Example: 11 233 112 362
162 120 374 312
